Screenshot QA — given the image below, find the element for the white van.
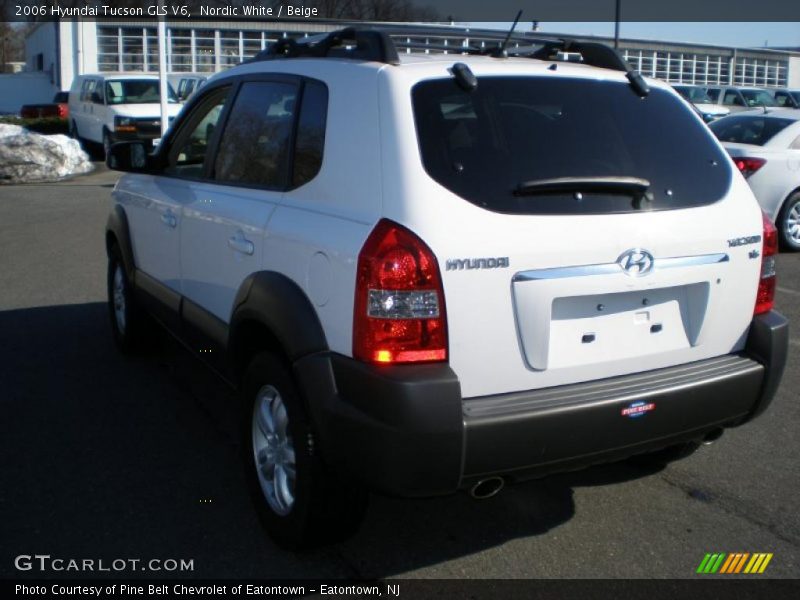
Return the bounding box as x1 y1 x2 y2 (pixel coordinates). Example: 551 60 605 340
68 73 183 156
167 73 208 102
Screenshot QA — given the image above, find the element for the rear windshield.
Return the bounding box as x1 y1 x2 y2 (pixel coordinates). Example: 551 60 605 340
412 77 732 215
709 115 794 146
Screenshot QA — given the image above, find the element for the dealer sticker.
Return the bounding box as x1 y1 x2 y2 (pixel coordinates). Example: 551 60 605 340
621 401 656 418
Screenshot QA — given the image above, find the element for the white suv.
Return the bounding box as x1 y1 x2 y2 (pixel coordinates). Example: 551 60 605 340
105 29 789 549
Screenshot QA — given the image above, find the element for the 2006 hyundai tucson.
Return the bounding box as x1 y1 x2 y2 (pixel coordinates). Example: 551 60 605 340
105 29 788 549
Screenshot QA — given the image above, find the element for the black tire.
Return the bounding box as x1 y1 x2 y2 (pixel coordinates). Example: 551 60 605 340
107 245 154 353
628 441 701 468
776 191 800 252
241 351 367 550
102 128 113 160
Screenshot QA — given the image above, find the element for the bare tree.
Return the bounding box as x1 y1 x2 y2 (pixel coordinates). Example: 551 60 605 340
0 22 32 69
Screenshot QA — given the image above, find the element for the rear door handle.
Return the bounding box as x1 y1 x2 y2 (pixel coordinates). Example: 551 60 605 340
228 232 254 256
160 211 177 228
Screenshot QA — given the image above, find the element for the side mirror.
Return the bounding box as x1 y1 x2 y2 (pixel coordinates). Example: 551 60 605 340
106 141 152 172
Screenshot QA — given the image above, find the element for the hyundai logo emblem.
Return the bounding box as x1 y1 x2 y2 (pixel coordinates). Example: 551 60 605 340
617 248 654 277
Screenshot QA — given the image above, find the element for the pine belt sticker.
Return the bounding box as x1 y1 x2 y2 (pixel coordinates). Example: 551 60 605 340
621 401 656 418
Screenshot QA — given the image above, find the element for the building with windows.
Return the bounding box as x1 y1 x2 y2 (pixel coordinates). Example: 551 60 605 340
24 20 800 94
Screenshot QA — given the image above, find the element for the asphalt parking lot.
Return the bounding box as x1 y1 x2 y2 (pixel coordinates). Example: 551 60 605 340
0 165 798 579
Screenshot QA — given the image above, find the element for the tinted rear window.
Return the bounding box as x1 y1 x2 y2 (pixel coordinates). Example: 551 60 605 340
412 77 731 215
710 115 794 146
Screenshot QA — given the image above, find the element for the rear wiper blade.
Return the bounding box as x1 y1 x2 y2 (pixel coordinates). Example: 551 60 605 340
514 176 651 199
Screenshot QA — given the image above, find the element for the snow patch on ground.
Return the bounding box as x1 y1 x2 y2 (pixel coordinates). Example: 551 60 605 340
0 125 93 184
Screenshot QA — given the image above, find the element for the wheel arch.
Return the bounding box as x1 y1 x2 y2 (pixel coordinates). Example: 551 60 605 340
106 204 136 279
775 186 800 249
228 271 329 381
777 185 800 216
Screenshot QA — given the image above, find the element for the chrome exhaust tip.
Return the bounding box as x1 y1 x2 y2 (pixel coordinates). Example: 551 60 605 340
702 428 724 445
469 477 505 500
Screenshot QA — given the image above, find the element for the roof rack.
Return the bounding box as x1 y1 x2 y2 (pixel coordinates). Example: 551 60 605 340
248 27 650 95
522 39 650 96
250 28 400 65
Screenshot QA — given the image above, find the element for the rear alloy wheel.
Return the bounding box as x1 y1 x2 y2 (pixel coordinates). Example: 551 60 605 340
242 352 367 550
252 384 297 516
777 192 800 251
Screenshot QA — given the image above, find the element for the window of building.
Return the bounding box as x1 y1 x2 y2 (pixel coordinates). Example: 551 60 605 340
170 31 192 72
194 30 216 73
220 32 241 68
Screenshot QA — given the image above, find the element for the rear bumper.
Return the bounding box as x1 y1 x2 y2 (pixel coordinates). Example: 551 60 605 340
296 311 788 497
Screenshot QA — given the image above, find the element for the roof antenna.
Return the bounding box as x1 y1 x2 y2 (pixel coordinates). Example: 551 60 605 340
491 10 523 58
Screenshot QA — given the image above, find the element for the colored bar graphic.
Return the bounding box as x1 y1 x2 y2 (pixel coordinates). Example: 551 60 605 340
734 553 750 573
697 554 712 573
719 554 736 574
745 554 761 573
710 553 726 573
699 552 773 574
758 554 773 573
720 553 741 573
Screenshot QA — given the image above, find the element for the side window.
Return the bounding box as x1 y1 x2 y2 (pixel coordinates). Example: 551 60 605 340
91 83 104 105
292 80 328 188
214 81 298 188
164 87 230 179
723 91 744 107
80 79 96 102
706 88 721 102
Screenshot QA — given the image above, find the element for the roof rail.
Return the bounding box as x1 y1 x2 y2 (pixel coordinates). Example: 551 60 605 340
526 39 650 96
250 28 400 65
247 27 649 96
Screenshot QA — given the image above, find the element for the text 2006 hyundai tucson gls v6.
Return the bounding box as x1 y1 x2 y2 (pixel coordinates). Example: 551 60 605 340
104 30 788 549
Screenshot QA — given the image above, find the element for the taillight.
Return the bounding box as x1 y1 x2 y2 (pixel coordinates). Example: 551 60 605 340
755 211 778 315
353 219 447 364
734 157 766 179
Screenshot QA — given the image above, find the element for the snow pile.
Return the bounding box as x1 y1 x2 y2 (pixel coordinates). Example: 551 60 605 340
0 124 93 183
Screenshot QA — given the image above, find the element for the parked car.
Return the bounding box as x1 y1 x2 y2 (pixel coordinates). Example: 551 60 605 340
68 73 183 157
705 86 780 113
771 89 800 109
20 91 69 119
168 73 208 102
710 108 800 251
672 84 729 122
104 29 788 549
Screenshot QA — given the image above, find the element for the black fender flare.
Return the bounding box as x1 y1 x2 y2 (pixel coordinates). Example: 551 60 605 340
105 204 136 279
229 271 329 366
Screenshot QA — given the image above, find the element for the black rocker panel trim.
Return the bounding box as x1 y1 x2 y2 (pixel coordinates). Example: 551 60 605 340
133 269 181 332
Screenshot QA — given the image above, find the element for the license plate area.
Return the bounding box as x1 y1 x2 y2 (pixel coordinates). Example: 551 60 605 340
547 283 709 370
